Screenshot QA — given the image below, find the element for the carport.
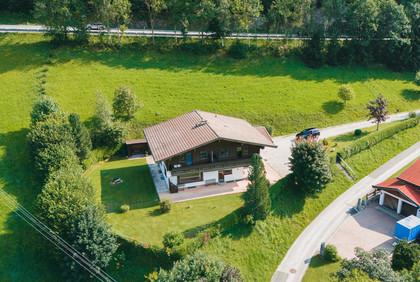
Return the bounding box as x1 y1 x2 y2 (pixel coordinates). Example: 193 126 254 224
126 139 149 158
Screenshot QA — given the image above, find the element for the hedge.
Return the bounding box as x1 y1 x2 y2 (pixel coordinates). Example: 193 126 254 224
337 117 420 159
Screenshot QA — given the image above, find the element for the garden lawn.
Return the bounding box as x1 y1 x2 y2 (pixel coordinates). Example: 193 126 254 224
85 158 159 211
303 255 341 282
106 194 243 246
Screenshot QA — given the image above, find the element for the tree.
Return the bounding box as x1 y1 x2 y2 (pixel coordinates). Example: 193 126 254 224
34 144 79 180
367 94 389 131
113 85 141 120
208 0 231 45
416 70 420 86
392 240 420 271
243 154 271 222
338 85 355 104
93 90 113 129
194 0 216 45
30 95 60 126
27 112 75 156
145 0 167 45
36 165 95 237
64 205 118 281
113 0 132 44
302 26 325 68
289 137 332 194
231 0 262 45
68 113 92 160
157 251 226 281
332 247 402 281
34 0 72 42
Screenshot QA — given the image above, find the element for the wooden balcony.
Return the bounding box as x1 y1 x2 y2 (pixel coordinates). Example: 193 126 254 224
170 158 252 176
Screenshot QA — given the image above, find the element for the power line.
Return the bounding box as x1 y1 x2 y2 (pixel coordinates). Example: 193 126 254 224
0 188 117 282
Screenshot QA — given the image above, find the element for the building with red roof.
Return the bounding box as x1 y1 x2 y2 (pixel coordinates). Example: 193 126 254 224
373 158 420 218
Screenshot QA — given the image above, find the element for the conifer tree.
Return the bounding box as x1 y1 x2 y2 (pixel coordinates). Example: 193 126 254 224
68 113 92 160
243 154 271 223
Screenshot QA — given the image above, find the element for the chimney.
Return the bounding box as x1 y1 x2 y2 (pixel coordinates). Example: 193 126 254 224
199 120 207 126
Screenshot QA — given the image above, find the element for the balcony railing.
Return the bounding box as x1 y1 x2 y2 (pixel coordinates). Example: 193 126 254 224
170 158 252 176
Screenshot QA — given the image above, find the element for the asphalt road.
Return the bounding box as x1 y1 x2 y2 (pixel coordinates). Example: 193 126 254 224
0 24 293 39
271 140 420 282
261 110 420 178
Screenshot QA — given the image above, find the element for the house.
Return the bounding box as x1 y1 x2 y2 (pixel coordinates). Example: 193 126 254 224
143 110 277 193
373 158 420 218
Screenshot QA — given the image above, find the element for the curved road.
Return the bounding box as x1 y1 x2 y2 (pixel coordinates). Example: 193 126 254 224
266 114 420 281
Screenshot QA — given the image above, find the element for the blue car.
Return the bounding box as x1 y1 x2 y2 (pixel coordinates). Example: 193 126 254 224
296 127 320 139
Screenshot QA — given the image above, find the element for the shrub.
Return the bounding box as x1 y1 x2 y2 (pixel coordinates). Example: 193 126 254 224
157 251 225 281
68 113 92 160
354 129 362 136
392 240 420 271
160 198 172 213
322 138 329 146
323 244 340 262
416 70 420 86
163 231 184 248
409 111 417 118
220 264 244 282
30 95 60 125
289 138 332 193
338 117 420 159
228 40 249 59
120 204 130 213
338 85 355 104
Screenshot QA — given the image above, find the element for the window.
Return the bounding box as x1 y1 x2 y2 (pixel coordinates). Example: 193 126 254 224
220 148 229 158
179 154 185 162
200 151 208 160
224 169 232 175
237 147 242 158
178 173 202 184
243 146 249 154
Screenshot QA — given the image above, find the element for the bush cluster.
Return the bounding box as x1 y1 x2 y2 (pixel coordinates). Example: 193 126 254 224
163 231 184 248
392 240 420 271
323 244 340 262
160 198 172 213
120 204 130 213
338 117 420 159
228 40 249 59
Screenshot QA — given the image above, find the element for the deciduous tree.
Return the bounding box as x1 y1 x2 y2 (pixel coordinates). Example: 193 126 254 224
338 85 355 104
243 154 271 222
112 85 141 120
392 240 420 271
145 0 167 45
367 94 389 131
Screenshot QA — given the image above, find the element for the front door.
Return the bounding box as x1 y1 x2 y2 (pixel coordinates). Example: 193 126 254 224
186 153 192 166
218 171 224 182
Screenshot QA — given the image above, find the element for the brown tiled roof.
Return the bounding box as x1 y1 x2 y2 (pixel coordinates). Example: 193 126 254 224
143 110 277 162
373 178 420 206
125 139 147 145
397 158 420 187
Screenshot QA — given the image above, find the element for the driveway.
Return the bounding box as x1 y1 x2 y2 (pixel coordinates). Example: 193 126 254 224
328 203 401 259
261 110 420 178
271 141 420 282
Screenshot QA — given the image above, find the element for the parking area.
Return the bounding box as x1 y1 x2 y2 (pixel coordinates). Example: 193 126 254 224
328 203 401 259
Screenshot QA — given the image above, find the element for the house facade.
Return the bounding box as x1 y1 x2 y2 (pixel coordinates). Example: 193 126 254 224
373 158 420 218
143 110 277 192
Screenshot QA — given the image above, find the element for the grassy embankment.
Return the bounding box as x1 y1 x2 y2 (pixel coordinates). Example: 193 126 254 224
0 33 418 280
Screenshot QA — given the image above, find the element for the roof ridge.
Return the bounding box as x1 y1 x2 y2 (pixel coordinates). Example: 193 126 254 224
195 110 220 138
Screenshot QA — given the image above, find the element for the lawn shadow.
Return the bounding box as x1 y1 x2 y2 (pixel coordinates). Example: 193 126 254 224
401 89 420 101
322 100 345 115
100 164 159 212
270 175 306 218
333 131 369 143
0 128 62 279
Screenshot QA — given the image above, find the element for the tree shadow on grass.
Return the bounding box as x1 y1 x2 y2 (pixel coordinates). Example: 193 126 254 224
401 89 420 101
322 100 345 115
0 128 62 280
333 131 369 143
270 175 307 218
1 34 415 85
